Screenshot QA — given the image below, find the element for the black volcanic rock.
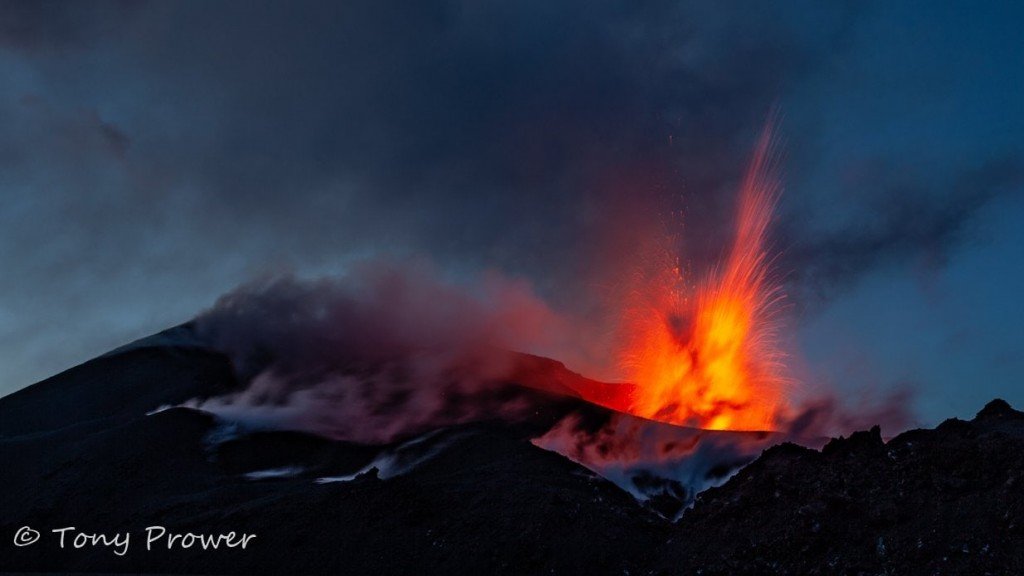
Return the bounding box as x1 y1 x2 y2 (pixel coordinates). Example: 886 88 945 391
3 332 1024 575
820 424 885 458
0 337 667 575
976 398 1020 420
0 344 238 438
662 406 1024 575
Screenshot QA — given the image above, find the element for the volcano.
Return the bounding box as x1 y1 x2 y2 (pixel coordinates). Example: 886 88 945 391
2 325 1024 575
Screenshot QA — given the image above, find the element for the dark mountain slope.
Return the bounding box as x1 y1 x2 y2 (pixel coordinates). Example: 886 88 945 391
0 335 669 575
3 329 1024 575
0 344 237 438
1 406 668 574
661 400 1024 575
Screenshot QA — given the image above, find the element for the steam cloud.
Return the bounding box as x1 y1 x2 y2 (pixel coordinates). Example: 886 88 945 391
534 410 776 515
781 388 916 441
187 260 567 444
532 390 915 516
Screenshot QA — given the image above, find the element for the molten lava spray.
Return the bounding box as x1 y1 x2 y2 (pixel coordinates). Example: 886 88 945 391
618 126 788 431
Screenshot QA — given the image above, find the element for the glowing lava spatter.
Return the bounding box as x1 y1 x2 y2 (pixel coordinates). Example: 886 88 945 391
619 126 789 431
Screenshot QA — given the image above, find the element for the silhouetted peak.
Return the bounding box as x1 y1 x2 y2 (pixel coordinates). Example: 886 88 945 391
975 398 1024 421
821 425 884 457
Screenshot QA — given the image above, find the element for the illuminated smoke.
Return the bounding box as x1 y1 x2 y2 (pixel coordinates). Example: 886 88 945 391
185 260 566 444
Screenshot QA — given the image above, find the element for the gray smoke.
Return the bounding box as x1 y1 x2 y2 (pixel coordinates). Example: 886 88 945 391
185 259 568 443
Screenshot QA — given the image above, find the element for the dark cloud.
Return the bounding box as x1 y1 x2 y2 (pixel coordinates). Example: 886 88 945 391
0 0 142 51
93 0 858 304
0 0 1022 420
0 2 860 363
777 158 1024 308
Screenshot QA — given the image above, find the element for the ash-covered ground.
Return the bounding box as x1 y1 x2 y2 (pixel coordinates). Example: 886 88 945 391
2 328 1022 575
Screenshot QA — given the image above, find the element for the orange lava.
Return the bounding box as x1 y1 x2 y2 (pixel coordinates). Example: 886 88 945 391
617 126 789 431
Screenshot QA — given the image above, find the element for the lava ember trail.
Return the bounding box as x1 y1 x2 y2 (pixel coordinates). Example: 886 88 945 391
617 126 789 431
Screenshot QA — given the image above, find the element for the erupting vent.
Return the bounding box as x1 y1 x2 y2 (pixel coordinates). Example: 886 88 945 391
611 126 790 431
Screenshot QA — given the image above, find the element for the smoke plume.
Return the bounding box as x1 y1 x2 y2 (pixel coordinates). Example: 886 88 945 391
177 256 916 509
187 260 567 444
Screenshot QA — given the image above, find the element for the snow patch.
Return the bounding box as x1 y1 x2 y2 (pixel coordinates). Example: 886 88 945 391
244 466 305 480
317 429 462 484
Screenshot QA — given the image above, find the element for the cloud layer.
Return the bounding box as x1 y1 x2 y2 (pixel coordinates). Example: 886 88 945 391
0 1 1022 423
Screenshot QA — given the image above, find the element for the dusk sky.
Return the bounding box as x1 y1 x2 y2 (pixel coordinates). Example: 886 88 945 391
1 1 1021 425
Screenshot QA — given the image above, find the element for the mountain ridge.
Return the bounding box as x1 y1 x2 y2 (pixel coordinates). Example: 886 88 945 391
2 328 1022 574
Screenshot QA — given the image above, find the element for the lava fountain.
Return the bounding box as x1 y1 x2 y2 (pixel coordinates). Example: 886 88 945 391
615 126 789 431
